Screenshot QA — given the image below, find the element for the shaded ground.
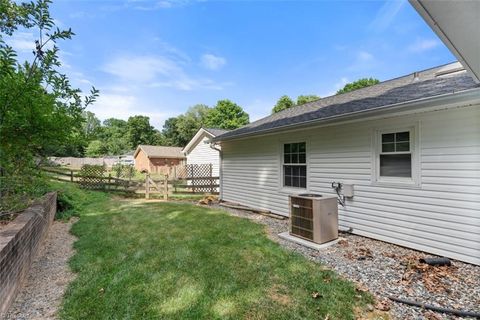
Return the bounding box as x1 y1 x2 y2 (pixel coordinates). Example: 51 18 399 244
4 219 77 320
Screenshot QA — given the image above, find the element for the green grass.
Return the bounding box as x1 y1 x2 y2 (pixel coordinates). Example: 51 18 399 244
59 183 371 319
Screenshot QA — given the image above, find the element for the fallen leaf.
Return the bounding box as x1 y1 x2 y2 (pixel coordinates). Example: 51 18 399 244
374 299 391 311
423 310 443 320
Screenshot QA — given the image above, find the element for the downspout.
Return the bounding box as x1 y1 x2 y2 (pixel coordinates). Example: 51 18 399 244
209 142 223 200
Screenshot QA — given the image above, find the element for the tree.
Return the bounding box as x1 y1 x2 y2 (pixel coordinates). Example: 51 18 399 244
82 111 101 141
126 115 158 148
336 78 380 94
0 0 98 211
0 0 98 170
98 118 129 155
85 140 105 157
162 117 182 146
174 104 211 146
297 94 320 105
272 95 295 113
205 99 249 130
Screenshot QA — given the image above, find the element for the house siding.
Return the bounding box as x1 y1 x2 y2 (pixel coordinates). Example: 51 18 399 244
221 105 480 265
186 133 221 177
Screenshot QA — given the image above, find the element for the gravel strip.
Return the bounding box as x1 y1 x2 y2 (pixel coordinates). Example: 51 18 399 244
3 219 77 320
213 204 480 320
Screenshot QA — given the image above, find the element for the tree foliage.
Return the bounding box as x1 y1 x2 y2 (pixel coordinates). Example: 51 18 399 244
336 78 380 94
297 94 320 105
272 95 295 114
126 115 160 147
0 0 98 211
162 101 249 147
0 0 98 169
205 100 249 130
163 104 210 146
272 94 320 114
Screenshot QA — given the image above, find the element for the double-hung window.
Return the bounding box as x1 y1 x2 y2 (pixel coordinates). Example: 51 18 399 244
378 130 413 179
283 142 307 188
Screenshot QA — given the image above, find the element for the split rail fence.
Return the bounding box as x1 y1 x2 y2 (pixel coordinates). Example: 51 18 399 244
43 163 219 199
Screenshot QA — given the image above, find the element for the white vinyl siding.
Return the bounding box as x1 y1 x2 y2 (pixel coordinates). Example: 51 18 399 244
221 105 480 265
186 133 220 177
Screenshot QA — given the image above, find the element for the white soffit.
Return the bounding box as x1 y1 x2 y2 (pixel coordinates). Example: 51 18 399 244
410 0 480 83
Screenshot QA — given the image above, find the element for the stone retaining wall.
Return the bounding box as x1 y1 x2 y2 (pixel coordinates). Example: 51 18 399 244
0 192 57 315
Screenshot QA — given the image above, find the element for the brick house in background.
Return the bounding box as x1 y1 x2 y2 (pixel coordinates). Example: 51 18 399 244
134 145 186 174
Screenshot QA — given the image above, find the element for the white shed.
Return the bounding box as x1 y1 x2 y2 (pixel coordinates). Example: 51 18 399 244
182 128 229 177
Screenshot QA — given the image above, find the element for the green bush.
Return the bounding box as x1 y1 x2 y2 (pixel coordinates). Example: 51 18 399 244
0 170 50 217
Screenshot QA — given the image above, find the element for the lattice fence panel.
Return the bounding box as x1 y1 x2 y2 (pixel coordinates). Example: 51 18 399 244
78 165 106 189
112 164 135 179
170 164 219 193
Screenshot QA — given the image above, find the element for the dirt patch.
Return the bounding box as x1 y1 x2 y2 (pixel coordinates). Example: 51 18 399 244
3 218 77 320
267 284 292 306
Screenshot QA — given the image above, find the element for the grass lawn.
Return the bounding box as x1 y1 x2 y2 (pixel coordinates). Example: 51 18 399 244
59 184 372 319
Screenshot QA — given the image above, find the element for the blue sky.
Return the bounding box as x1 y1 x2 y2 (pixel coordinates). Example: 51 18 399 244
8 0 455 129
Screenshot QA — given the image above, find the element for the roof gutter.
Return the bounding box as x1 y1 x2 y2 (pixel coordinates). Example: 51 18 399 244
409 0 479 83
213 87 480 142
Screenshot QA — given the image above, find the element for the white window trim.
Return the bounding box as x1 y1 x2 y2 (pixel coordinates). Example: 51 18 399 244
278 138 310 193
372 123 421 188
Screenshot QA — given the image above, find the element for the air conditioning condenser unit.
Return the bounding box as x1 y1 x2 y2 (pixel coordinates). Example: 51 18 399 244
289 193 338 244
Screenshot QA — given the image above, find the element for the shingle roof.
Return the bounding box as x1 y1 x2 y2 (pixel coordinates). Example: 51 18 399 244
215 63 479 141
204 128 230 136
135 145 185 158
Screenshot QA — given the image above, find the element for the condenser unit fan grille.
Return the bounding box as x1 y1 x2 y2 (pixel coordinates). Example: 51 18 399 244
290 197 314 240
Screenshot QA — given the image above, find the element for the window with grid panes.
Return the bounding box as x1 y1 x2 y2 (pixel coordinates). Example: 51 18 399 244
283 142 306 188
379 131 412 178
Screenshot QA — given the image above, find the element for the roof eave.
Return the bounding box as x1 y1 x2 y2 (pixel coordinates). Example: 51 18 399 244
409 0 480 84
213 87 480 142
181 128 214 155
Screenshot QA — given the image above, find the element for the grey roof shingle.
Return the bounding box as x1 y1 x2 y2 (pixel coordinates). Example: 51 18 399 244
136 145 185 158
204 128 230 136
215 63 479 141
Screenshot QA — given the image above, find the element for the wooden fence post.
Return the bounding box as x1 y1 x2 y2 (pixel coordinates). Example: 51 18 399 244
145 172 150 199
107 173 112 190
163 175 168 200
70 170 74 182
190 165 196 194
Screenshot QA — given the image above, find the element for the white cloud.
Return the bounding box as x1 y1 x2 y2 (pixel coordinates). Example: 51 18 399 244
103 54 225 91
407 38 440 53
320 77 349 97
357 51 374 62
7 32 36 52
347 51 376 72
103 0 191 11
88 93 169 129
245 98 272 121
370 0 406 31
200 54 227 70
103 56 180 83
